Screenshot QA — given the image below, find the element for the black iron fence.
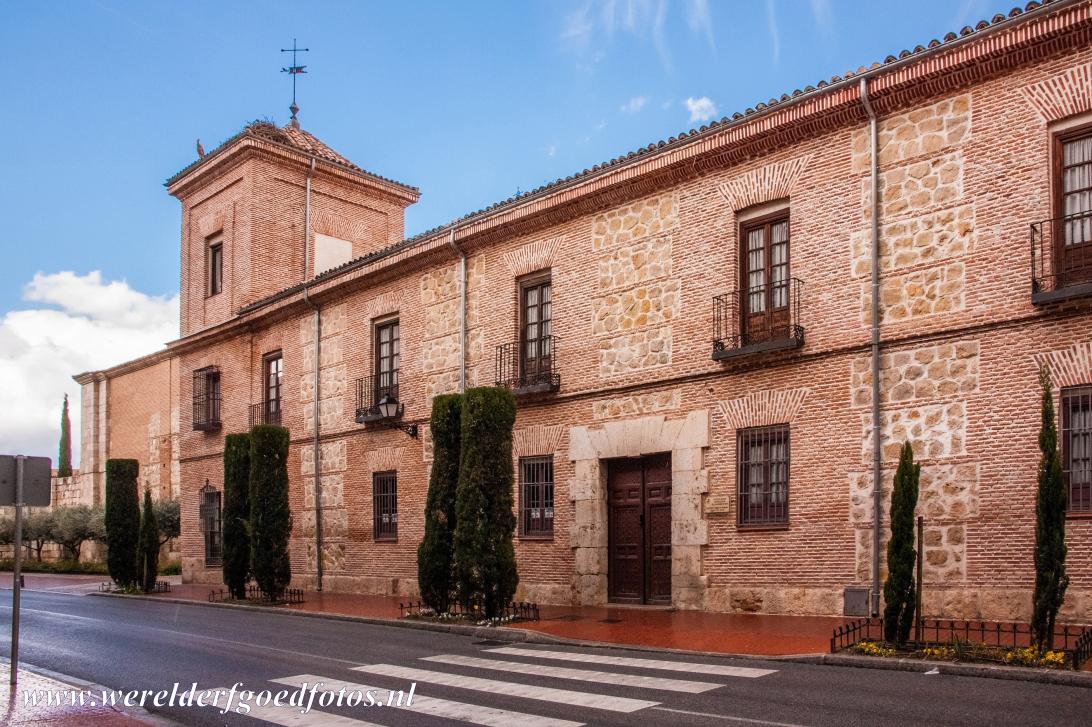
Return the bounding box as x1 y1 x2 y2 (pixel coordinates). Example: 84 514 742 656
399 599 540 622
355 371 401 423
495 336 560 395
831 616 1092 669
712 278 804 359
248 399 282 427
208 585 304 604
1031 209 1092 303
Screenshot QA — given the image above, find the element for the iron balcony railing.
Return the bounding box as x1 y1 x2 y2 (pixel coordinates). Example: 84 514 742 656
355 371 401 424
495 335 561 395
248 399 282 427
192 393 221 432
1031 209 1092 304
712 277 804 360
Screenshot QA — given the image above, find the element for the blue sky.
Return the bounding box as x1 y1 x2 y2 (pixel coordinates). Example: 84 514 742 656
0 0 1017 460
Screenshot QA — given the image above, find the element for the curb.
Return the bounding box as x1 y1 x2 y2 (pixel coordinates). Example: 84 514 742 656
1 656 182 726
785 652 1092 689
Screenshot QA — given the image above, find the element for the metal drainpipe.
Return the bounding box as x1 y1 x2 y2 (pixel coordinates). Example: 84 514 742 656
860 77 883 617
447 227 467 392
301 156 323 592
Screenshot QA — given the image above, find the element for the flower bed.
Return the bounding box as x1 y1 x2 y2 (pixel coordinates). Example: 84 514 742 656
399 600 539 626
850 639 1069 669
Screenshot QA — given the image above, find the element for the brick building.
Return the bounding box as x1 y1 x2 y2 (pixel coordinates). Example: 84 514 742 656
76 1 1092 621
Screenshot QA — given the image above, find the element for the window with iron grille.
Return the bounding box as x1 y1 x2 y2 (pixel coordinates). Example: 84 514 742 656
737 424 789 526
374 319 400 400
520 456 554 537
200 485 222 566
192 366 221 430
208 239 223 296
264 351 283 419
373 471 398 540
1062 386 1092 515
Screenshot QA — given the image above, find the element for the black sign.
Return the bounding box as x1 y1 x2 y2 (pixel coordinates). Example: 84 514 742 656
0 455 53 507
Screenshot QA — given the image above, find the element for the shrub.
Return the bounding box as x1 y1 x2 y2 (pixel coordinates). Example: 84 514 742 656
0 559 107 575
105 459 141 587
52 505 96 560
0 515 13 546
884 441 920 645
417 394 462 613
453 387 519 618
139 491 159 593
249 425 291 601
22 510 55 561
154 499 181 547
222 433 252 600
1032 366 1068 653
158 560 182 576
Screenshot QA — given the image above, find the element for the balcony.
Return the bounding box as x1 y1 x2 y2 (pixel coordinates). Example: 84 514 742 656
192 394 221 432
1031 210 1092 304
248 399 282 427
495 336 561 396
712 278 804 360
355 372 402 424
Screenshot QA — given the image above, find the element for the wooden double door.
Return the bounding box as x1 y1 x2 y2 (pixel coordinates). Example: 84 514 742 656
607 454 672 605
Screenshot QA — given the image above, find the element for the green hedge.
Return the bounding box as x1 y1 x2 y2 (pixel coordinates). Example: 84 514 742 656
417 394 462 613
222 433 252 599
453 387 519 618
0 559 108 575
249 425 291 601
105 459 140 587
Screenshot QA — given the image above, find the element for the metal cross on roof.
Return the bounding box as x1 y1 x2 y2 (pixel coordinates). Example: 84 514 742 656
280 39 309 128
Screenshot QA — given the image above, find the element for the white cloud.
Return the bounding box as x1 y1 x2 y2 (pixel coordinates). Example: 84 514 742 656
561 0 714 71
809 0 833 33
766 0 781 66
0 271 178 465
686 0 715 52
685 96 717 123
620 95 647 114
545 144 558 157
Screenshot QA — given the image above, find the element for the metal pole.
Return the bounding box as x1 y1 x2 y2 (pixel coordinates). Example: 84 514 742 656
11 455 24 685
915 515 924 644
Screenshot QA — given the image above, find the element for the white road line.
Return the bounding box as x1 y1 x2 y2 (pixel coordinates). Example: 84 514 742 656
423 653 722 693
652 706 810 727
486 646 778 678
352 663 658 713
204 687 382 727
273 674 583 727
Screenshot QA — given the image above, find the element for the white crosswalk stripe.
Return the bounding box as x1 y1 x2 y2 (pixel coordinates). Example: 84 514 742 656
271 675 584 727
422 653 723 693
351 663 659 713
204 687 382 727
485 646 778 678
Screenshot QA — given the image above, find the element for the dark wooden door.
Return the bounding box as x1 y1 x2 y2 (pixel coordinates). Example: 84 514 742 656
608 454 672 605
1058 131 1092 287
741 216 790 344
520 278 552 385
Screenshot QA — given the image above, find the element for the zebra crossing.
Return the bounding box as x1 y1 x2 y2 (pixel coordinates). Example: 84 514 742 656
207 644 778 726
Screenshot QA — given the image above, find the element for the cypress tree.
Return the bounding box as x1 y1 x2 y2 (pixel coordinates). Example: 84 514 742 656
104 459 140 587
453 387 518 618
883 442 920 645
417 394 462 613
249 425 291 601
139 490 159 593
58 394 72 478
1033 365 1068 652
222 433 252 599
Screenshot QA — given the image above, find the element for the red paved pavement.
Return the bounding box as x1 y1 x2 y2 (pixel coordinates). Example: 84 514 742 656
0 664 149 726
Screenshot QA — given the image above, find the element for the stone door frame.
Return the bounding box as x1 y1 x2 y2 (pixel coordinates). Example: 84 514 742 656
568 410 709 609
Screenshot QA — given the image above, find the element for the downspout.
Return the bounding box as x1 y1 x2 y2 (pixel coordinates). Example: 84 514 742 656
860 77 883 617
447 227 467 392
301 156 324 592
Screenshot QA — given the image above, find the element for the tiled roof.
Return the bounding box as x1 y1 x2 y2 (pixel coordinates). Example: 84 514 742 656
165 120 418 193
239 0 1075 314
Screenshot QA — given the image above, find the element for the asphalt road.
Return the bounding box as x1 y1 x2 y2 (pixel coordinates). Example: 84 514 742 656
0 590 1086 727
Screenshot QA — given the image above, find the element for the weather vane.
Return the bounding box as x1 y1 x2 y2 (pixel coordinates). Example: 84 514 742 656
281 39 309 128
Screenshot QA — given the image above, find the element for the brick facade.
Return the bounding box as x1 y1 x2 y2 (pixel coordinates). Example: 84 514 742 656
75 2 1092 620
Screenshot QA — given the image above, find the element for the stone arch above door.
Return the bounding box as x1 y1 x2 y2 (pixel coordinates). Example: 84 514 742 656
568 410 709 608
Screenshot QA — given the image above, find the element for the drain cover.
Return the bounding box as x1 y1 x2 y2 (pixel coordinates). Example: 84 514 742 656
473 640 510 646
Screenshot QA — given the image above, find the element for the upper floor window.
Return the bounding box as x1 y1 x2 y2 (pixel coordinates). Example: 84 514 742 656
520 275 552 382
192 366 221 431
737 424 789 527
373 471 398 540
741 214 789 344
520 456 554 538
207 239 223 297
263 352 283 422
1062 385 1092 515
1055 127 1092 288
375 318 400 399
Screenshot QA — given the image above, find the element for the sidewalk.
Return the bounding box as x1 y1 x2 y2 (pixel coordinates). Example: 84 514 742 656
0 662 150 726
